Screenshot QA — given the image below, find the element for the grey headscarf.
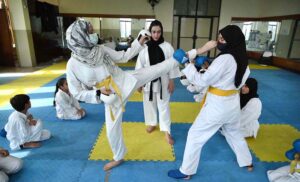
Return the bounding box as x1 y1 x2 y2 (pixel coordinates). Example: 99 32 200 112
66 19 105 67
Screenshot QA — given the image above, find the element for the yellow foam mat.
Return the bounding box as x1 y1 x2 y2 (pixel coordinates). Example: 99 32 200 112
89 122 175 161
246 124 300 162
171 102 200 123
249 64 278 70
0 62 66 107
128 97 200 123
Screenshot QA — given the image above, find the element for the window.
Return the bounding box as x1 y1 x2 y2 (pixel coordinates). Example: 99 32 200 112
145 19 155 30
120 18 131 38
242 22 253 41
268 22 279 41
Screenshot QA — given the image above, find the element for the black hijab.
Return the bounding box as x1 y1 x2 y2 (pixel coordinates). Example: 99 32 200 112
146 20 165 66
240 78 259 109
217 25 248 88
146 20 165 101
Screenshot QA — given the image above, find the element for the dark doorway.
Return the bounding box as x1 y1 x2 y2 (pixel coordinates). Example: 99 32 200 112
0 1 15 67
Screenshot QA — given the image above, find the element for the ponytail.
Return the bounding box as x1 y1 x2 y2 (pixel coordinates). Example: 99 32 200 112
54 78 67 106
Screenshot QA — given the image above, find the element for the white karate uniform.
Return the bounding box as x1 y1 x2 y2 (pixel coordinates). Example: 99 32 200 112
55 89 85 120
179 54 252 175
267 165 300 182
183 68 208 103
4 111 51 151
67 39 179 161
0 148 23 182
135 42 180 134
193 90 207 103
187 84 201 93
240 98 262 138
104 41 116 50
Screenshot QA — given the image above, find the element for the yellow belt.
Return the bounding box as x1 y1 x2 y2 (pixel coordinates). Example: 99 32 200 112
96 76 124 121
199 86 239 109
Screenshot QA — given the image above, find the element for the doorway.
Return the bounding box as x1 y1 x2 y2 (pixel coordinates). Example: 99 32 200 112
173 16 219 57
0 0 16 67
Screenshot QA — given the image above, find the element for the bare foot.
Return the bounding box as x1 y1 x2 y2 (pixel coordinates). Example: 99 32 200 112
184 176 191 180
165 133 174 145
22 142 41 149
146 126 156 133
103 159 124 171
247 164 254 172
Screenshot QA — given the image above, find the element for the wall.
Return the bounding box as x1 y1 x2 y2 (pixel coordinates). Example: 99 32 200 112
153 0 174 42
59 0 153 16
219 0 261 29
219 0 300 29
100 18 145 40
83 17 100 34
219 0 300 60
290 21 300 59
276 20 295 57
258 0 300 17
9 0 36 67
100 18 119 39
59 0 174 42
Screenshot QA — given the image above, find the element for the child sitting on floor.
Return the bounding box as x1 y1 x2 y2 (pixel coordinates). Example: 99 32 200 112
290 152 300 178
54 78 86 120
4 94 51 150
0 146 23 182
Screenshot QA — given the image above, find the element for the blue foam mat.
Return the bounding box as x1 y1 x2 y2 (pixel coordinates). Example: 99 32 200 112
0 68 299 182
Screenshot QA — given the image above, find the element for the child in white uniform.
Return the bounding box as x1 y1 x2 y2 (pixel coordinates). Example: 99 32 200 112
0 147 23 182
240 78 262 138
135 20 180 145
267 152 300 182
54 78 86 120
4 94 51 151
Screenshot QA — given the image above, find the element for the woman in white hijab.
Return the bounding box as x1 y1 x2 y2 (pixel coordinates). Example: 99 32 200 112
66 20 179 170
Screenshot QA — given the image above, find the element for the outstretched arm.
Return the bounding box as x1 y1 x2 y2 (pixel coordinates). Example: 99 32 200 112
181 56 226 89
187 40 217 61
103 33 149 63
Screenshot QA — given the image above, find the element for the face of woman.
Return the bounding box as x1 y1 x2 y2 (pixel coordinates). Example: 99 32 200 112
241 85 250 94
216 33 227 51
88 24 94 34
151 26 162 41
218 33 226 44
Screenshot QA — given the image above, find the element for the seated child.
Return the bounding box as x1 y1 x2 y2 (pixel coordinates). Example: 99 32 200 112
267 152 300 182
290 152 300 178
54 78 86 120
240 78 262 138
0 147 23 182
4 94 51 150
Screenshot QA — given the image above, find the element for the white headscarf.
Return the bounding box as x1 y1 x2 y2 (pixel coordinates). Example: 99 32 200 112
66 20 104 67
